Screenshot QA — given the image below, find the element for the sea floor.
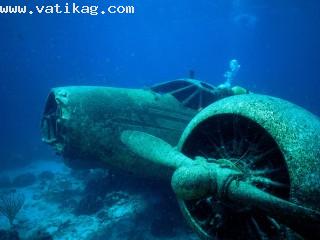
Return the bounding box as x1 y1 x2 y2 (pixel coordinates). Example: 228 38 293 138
0 159 199 240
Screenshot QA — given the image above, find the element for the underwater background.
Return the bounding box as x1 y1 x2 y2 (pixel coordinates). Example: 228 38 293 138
0 0 320 239
1 0 320 169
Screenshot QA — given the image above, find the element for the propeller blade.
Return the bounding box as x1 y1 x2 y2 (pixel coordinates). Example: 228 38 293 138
121 130 192 170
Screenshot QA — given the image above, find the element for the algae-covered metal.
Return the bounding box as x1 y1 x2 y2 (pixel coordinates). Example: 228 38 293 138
41 81 320 239
41 85 195 178
177 94 320 239
121 126 320 240
121 128 320 239
41 79 239 178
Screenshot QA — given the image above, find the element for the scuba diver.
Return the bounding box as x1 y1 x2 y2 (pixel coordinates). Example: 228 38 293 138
186 59 249 110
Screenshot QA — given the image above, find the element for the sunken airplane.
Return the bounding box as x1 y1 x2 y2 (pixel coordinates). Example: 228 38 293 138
41 79 320 239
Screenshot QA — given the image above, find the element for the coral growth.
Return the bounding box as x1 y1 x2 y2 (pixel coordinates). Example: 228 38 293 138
0 161 198 240
0 192 25 228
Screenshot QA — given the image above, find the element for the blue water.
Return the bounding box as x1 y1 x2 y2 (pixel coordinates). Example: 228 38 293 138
1 0 319 167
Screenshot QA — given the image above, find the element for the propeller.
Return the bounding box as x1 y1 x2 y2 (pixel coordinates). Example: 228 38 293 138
121 130 320 239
